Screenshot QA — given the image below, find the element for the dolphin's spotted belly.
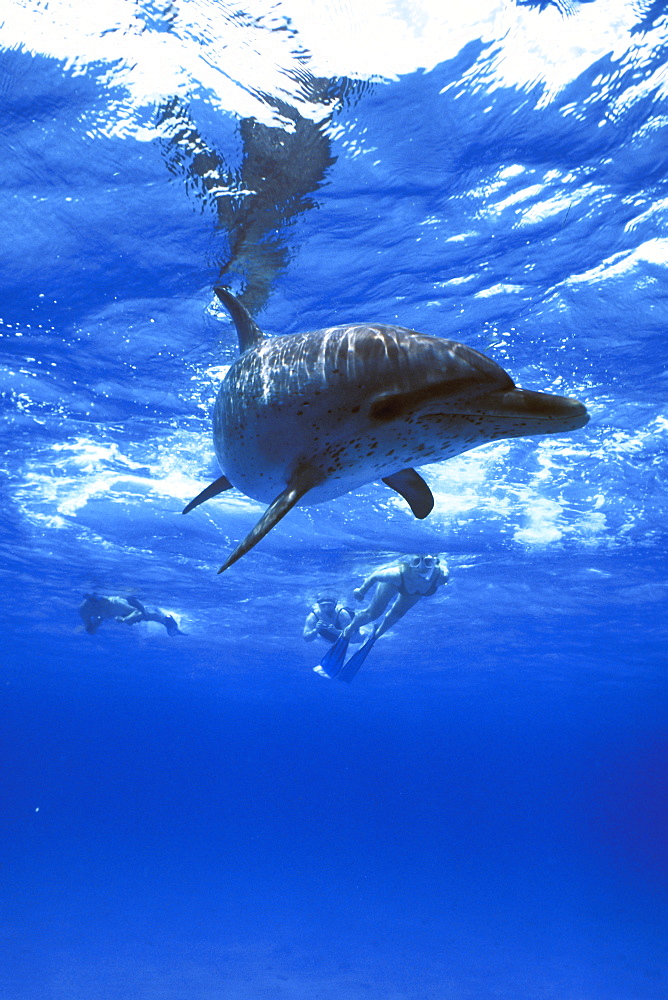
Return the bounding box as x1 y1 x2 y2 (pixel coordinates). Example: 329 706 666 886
215 389 488 505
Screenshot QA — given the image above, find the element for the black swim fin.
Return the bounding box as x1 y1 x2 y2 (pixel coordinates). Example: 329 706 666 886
314 633 350 679
337 627 377 683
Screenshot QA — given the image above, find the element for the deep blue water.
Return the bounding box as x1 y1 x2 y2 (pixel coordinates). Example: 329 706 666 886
1 2 667 997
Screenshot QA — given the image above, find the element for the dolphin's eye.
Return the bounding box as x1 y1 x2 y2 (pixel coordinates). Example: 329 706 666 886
370 396 402 422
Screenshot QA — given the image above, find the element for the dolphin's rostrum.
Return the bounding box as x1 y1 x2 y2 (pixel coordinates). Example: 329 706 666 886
184 288 589 572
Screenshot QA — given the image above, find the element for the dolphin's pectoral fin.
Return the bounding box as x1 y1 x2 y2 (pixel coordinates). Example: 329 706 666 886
382 468 434 519
218 471 320 573
183 475 233 515
214 286 265 353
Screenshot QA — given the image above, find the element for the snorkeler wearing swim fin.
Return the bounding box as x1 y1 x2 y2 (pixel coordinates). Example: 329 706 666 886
313 554 449 682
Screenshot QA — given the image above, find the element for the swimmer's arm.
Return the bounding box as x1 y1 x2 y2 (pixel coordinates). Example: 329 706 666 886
302 612 319 641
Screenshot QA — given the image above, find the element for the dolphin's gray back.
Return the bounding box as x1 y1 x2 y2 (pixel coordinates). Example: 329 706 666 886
222 323 511 413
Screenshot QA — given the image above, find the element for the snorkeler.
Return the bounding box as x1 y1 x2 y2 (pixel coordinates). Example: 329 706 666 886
315 555 449 682
79 594 183 636
303 594 355 644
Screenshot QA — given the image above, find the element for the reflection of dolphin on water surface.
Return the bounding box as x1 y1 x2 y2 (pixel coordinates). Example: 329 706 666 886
184 288 589 572
159 85 344 313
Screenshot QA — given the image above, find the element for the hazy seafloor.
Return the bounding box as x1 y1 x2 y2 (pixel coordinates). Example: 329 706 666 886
1 1 668 997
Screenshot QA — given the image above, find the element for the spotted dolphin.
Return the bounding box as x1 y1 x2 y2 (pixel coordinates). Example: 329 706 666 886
184 287 589 571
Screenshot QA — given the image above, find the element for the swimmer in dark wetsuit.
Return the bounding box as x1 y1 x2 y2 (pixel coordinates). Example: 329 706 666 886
79 594 183 636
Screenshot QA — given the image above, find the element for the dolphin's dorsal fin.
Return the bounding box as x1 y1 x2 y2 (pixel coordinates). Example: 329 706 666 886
182 474 233 514
214 286 265 353
382 468 434 519
218 467 323 573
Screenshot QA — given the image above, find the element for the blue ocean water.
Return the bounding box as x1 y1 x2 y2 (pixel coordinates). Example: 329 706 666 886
1 2 667 997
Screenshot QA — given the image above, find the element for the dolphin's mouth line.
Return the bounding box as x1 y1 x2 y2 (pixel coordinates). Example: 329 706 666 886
426 409 588 424
423 388 589 428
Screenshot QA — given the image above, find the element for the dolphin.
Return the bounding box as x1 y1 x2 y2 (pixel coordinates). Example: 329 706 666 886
184 287 589 571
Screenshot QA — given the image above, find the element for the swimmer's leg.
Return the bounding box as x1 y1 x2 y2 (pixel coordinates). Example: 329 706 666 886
342 583 396 637
373 594 421 639
126 596 147 614
338 595 421 683
118 610 143 625
142 609 183 635
141 608 169 626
